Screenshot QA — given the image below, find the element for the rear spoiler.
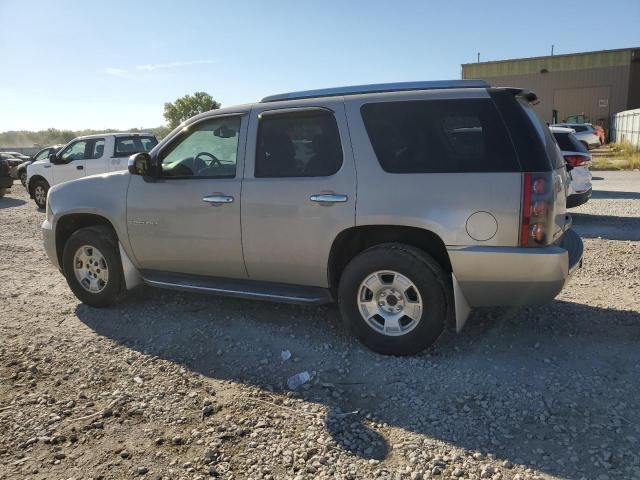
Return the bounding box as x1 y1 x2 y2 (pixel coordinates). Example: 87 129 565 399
489 87 539 105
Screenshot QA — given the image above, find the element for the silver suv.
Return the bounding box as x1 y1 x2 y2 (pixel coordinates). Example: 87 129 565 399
42 80 583 355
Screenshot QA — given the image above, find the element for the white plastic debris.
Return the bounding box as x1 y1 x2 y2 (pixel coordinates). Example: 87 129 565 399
281 350 292 362
287 371 311 390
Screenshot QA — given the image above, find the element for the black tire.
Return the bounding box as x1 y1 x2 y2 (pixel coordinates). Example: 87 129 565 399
62 226 127 307
32 178 49 209
338 243 451 356
19 170 27 187
0 187 6 198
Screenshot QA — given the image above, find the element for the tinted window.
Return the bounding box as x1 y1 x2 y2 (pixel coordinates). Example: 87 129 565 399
360 99 518 173
160 117 240 178
552 131 588 153
114 136 158 157
570 125 587 132
255 111 342 178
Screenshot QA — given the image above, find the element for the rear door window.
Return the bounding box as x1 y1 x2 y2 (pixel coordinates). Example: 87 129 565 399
114 136 158 157
88 139 105 159
360 99 518 173
255 110 343 178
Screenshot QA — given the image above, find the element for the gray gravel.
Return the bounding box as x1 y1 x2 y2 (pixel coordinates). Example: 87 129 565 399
1 171 639 479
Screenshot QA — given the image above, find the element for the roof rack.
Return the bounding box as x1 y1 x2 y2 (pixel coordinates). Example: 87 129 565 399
261 80 490 103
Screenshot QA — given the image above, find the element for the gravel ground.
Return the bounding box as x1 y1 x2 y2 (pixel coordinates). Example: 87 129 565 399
0 171 639 480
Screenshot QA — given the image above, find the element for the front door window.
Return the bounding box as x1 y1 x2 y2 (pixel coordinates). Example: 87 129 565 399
160 117 241 179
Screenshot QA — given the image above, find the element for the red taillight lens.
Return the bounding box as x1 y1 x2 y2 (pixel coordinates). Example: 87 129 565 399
531 223 546 244
520 172 554 247
564 155 589 167
532 200 548 216
532 177 546 194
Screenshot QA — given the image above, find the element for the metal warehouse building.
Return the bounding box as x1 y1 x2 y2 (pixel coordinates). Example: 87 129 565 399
462 47 640 128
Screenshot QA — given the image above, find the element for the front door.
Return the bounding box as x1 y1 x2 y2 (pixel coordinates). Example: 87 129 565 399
241 101 357 287
126 114 248 278
53 139 90 184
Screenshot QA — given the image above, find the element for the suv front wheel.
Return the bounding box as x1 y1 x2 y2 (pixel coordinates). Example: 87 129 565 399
338 244 451 356
62 226 126 307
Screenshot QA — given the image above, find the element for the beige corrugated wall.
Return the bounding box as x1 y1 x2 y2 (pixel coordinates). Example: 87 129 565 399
463 65 631 126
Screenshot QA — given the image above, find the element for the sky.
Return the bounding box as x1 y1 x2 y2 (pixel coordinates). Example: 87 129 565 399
1 0 639 132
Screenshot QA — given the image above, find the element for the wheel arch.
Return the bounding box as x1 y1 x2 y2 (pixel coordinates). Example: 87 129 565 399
328 225 452 291
55 213 118 268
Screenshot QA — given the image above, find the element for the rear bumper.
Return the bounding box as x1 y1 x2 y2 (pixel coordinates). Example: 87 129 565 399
567 188 592 208
448 229 583 307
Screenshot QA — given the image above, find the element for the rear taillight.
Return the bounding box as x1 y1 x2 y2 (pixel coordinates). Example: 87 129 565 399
564 155 589 167
520 172 554 246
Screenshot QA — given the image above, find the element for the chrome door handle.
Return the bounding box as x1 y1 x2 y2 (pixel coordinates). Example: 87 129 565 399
310 194 348 203
202 194 234 205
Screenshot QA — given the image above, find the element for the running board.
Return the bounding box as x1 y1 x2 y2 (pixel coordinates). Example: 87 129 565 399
141 270 333 306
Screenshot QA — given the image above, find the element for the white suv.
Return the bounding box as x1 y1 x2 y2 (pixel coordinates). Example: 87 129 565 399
27 133 157 208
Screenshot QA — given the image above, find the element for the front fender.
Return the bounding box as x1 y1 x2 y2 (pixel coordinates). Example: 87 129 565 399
47 171 137 265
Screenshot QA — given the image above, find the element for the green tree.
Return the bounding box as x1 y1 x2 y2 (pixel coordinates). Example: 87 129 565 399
163 92 220 129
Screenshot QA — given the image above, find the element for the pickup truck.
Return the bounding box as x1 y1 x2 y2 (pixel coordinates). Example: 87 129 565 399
27 133 157 208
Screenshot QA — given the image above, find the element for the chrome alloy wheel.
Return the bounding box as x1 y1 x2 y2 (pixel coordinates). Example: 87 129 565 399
357 270 423 336
73 245 109 293
34 185 47 206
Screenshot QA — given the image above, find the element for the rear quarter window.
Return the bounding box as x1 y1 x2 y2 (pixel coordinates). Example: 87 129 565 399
360 99 519 173
114 136 158 157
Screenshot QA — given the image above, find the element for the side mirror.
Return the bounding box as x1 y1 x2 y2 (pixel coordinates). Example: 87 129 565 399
49 153 60 164
128 152 152 176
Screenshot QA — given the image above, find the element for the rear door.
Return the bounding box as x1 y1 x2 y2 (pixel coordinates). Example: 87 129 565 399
241 100 356 287
111 135 158 172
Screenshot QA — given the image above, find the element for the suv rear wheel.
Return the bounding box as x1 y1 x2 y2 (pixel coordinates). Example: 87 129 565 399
62 226 126 307
32 178 49 209
338 243 450 355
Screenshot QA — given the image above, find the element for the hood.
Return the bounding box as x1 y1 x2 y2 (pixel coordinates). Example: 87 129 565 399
48 170 131 225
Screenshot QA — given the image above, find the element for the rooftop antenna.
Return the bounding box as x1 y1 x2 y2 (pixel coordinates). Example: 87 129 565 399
477 52 480 63
551 45 554 56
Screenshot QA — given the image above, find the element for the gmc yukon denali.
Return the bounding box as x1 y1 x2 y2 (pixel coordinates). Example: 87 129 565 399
42 80 583 355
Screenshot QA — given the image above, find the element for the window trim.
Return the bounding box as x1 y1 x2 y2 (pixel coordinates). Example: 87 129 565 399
254 107 344 179
156 114 244 180
112 135 158 158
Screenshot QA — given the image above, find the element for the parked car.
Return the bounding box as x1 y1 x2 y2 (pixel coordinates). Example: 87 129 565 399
16 145 63 187
3 151 31 162
42 80 583 355
550 126 592 208
27 133 157 208
0 158 13 197
551 123 600 149
0 152 23 169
